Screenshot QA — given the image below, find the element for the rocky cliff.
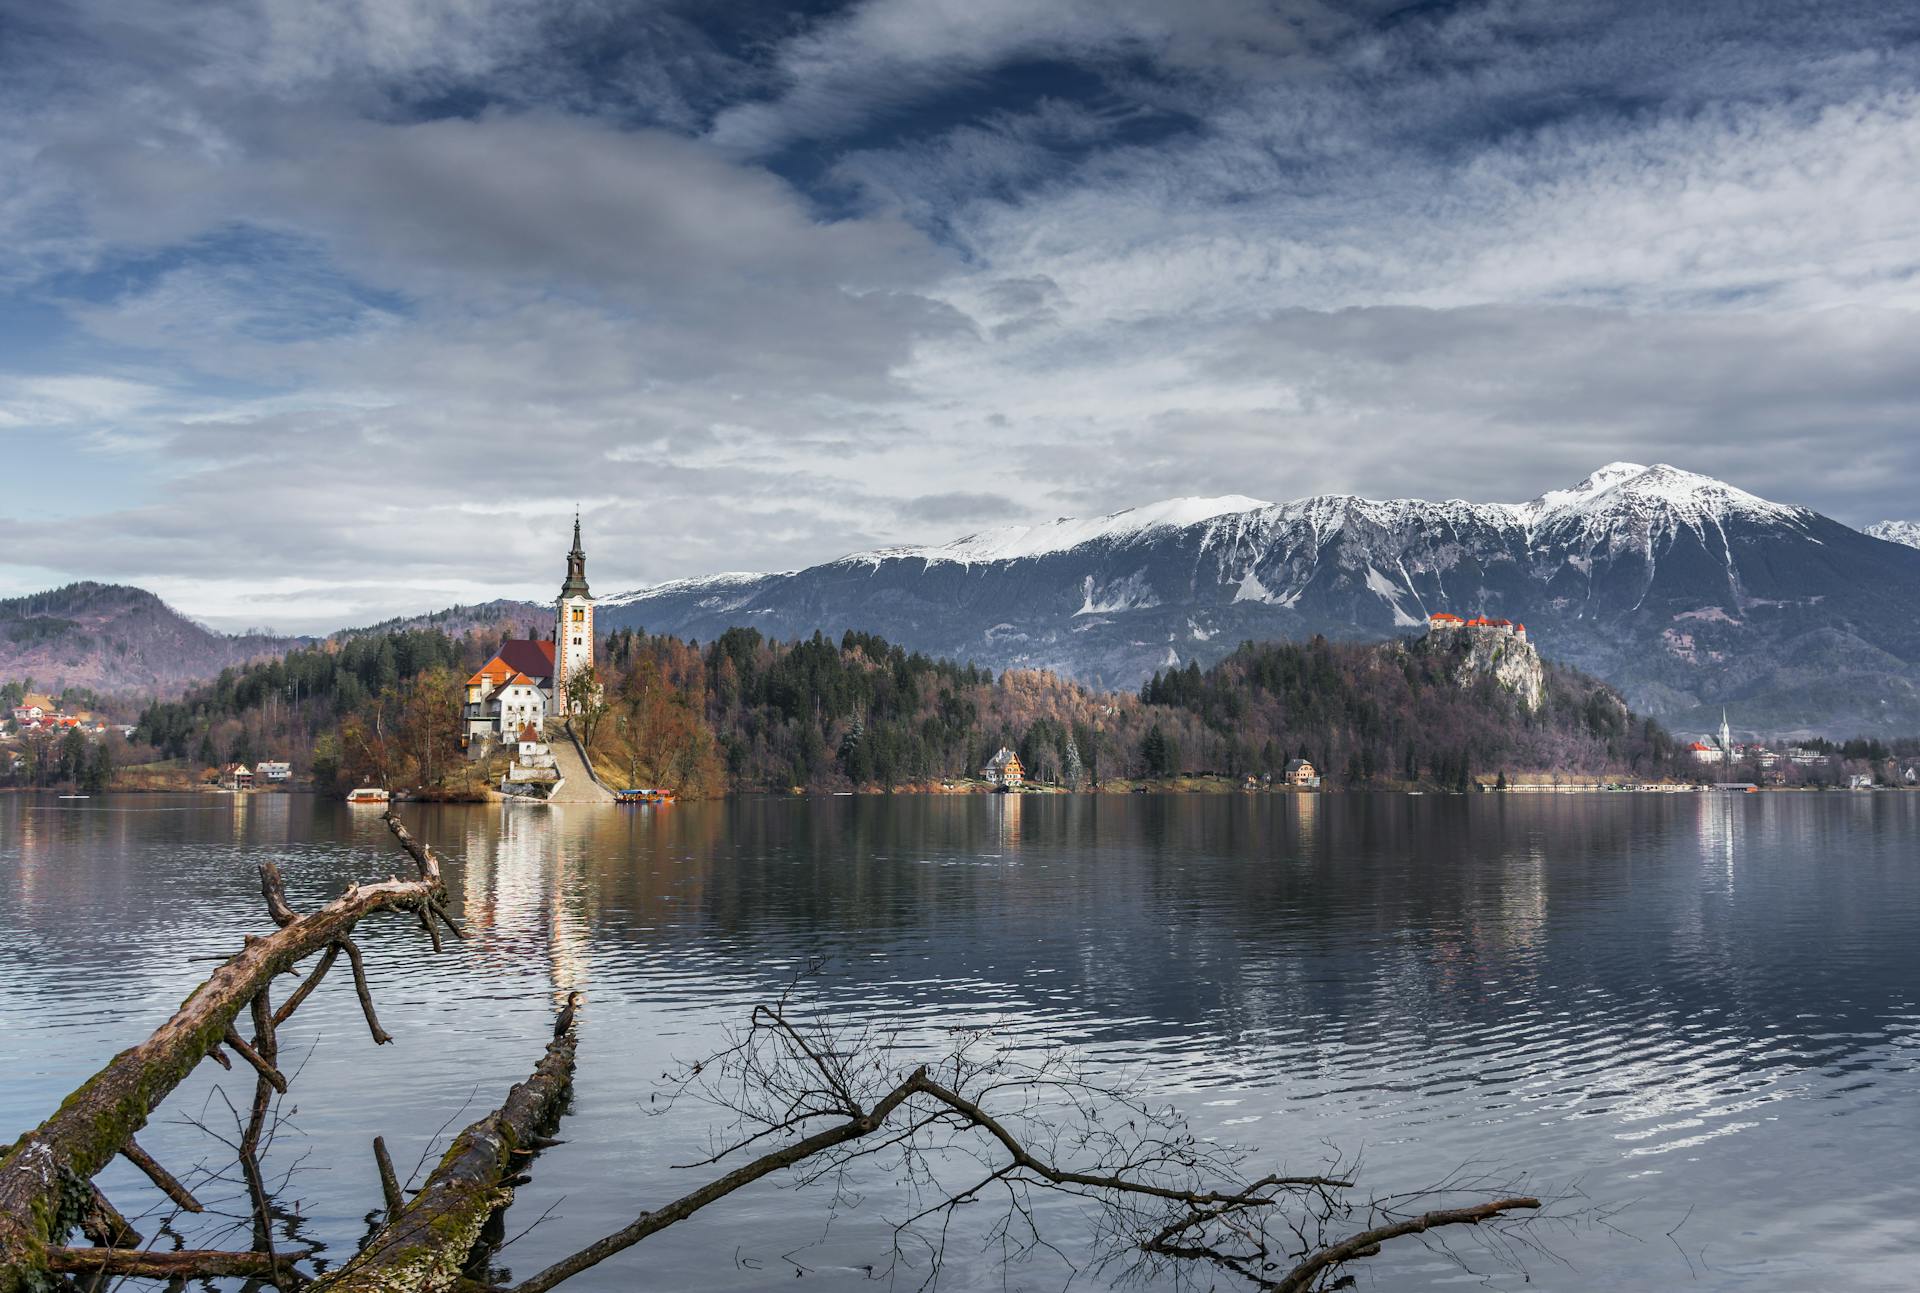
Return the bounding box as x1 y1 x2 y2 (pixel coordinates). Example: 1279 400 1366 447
1413 625 1546 712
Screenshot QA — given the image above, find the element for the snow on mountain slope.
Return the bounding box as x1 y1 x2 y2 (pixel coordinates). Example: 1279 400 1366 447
847 495 1273 566
1867 520 1920 550
1514 462 1810 548
611 464 1808 605
598 570 776 609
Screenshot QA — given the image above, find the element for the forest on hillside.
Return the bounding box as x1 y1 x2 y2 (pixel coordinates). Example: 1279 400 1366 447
104 622 1683 796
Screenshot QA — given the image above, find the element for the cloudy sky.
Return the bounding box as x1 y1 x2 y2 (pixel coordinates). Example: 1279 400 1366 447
2 0 1918 631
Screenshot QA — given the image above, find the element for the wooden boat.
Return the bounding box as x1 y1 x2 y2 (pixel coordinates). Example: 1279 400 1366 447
614 787 675 805
346 787 391 804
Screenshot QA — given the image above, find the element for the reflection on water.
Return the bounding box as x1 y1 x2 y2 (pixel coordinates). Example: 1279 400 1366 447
2 792 1918 1290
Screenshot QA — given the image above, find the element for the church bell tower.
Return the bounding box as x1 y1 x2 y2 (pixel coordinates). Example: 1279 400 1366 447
554 512 595 709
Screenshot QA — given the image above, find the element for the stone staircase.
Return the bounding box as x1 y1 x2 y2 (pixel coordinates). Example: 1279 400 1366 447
545 726 615 803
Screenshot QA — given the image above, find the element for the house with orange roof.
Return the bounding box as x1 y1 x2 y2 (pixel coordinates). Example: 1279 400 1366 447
462 639 557 750
12 693 59 727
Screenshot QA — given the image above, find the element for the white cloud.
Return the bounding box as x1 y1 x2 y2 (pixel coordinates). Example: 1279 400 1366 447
2 1 1920 628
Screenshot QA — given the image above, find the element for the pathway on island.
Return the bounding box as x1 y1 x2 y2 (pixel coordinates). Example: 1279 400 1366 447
546 726 616 803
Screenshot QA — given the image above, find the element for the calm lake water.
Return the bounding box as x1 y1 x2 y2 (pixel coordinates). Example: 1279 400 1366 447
3 791 1917 1290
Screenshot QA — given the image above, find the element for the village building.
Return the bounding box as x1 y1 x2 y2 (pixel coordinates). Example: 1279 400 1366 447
980 747 1025 786
255 760 292 782
1688 711 1738 766
11 694 58 727
1284 758 1320 787
222 762 255 791
502 723 561 793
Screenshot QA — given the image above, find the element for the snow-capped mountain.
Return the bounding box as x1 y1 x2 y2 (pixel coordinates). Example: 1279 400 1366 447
1866 520 1920 550
602 464 1920 735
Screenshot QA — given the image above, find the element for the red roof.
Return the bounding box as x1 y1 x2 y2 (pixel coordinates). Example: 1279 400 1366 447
518 723 540 742
496 638 556 680
470 639 556 688
1429 612 1464 623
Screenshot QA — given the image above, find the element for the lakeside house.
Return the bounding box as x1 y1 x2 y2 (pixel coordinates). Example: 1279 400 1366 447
221 762 254 791
1284 758 1320 787
255 761 292 782
981 747 1025 786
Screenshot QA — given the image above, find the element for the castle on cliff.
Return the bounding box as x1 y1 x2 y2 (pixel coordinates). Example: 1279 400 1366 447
1426 611 1527 640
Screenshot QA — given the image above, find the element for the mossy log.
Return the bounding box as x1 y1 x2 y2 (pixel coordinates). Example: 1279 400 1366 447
47 1246 299 1280
0 812 445 1293
311 1026 577 1293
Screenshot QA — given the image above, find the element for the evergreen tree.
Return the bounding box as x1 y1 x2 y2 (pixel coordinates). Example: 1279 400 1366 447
84 739 113 793
58 728 88 784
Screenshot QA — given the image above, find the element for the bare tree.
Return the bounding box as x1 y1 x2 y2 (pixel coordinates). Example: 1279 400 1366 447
499 993 1540 1293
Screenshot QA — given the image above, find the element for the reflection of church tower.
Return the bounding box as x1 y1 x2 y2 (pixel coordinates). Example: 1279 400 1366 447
554 513 595 710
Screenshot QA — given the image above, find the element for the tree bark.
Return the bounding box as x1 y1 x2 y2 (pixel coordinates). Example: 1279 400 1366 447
0 812 443 1293
309 1027 577 1293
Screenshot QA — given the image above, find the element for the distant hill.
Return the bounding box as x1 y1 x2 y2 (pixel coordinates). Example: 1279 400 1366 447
600 463 1920 737
0 587 554 699
330 599 549 645
0 583 305 698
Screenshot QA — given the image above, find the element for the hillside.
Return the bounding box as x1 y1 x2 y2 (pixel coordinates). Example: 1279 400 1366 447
0 583 304 697
598 464 1920 736
122 620 1677 796
331 599 549 644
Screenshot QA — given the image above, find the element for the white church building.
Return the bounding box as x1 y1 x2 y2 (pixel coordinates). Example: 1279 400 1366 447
461 517 598 751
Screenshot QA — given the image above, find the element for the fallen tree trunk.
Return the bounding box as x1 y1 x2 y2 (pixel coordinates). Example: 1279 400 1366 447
311 1026 577 1293
0 810 445 1293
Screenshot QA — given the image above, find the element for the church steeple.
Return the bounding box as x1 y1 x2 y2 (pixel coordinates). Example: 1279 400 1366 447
560 508 590 599
554 511 596 707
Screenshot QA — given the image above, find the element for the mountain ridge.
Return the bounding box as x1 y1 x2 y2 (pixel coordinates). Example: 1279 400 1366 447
597 463 1920 736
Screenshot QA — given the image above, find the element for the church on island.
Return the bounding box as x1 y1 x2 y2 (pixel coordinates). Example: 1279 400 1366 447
460 517 597 753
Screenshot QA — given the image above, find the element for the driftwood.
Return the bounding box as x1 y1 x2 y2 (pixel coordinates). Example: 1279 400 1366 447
310 1025 577 1292
47 1245 300 1279
0 809 449 1293
501 1003 1542 1293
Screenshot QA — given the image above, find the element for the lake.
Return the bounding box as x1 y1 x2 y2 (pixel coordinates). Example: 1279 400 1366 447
3 791 1917 1290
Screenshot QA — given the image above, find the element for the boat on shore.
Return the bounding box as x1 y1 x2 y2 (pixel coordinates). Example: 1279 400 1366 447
615 787 674 805
346 787 391 805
